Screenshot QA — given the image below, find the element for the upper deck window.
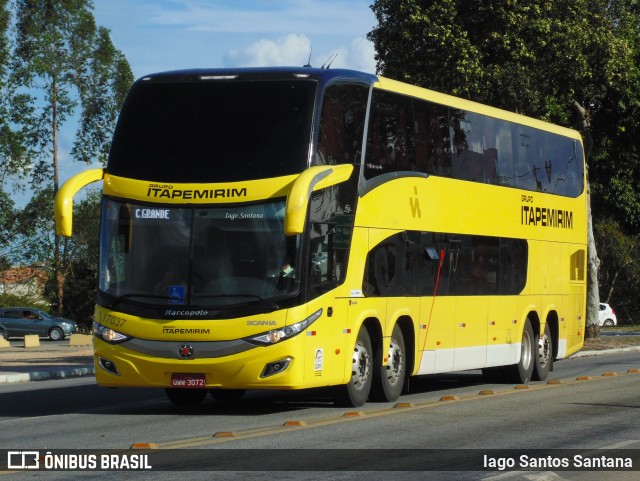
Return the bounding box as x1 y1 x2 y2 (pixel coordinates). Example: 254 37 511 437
108 79 317 183
363 89 585 198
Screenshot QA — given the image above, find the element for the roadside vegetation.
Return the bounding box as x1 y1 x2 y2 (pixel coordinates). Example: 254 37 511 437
584 326 640 350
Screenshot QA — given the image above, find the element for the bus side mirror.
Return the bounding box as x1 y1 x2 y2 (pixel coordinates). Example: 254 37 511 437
284 165 354 236
54 168 105 237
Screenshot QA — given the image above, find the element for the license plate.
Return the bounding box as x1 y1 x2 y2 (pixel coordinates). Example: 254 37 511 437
171 373 206 388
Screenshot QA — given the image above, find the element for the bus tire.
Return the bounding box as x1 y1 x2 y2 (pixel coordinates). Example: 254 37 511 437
332 325 373 407
370 324 405 402
505 318 534 384
165 388 207 406
532 323 553 381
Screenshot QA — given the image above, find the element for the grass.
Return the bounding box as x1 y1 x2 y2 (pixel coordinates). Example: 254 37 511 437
583 325 640 351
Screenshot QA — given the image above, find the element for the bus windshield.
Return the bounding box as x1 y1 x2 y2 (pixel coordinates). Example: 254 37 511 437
108 79 317 183
99 198 301 311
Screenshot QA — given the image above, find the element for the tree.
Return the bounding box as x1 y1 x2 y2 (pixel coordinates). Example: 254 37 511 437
594 219 640 322
10 0 132 315
369 0 640 335
43 191 101 328
0 0 32 195
0 191 15 261
15 187 55 264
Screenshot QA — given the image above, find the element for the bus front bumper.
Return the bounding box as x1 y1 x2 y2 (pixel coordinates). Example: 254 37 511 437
93 336 307 390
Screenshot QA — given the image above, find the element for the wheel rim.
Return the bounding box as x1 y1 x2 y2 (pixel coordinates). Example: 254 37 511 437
50 329 62 340
351 340 371 391
538 332 551 367
521 329 533 369
386 336 404 386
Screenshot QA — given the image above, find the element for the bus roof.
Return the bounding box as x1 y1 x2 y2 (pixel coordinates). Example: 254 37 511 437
132 67 378 85
129 66 582 142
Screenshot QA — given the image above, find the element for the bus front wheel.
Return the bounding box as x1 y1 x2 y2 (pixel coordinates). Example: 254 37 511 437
332 326 373 407
505 318 535 384
370 324 405 402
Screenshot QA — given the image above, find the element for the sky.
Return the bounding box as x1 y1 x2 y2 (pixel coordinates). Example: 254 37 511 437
9 0 378 207
50 0 378 192
92 0 377 79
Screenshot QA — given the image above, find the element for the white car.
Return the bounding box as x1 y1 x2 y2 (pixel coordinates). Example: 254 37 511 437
598 303 617 327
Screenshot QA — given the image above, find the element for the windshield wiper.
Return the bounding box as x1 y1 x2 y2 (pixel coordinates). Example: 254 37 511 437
191 293 279 311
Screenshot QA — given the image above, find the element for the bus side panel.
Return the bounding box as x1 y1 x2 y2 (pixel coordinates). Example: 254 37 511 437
417 297 456 374
486 296 520 367
453 296 488 371
564 285 585 357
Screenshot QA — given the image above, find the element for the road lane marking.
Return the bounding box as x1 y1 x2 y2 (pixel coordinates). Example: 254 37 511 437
132 369 640 450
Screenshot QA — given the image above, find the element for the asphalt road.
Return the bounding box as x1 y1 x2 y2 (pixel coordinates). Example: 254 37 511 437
1 350 640 480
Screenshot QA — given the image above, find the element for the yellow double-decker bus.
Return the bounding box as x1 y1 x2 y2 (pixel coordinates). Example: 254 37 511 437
55 67 587 407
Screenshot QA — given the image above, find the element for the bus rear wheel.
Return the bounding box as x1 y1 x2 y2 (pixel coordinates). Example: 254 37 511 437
370 324 405 402
332 326 373 407
505 318 534 384
165 388 207 406
532 323 553 381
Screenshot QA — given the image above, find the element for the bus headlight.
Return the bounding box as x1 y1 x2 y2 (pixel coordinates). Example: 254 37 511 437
245 308 322 346
93 321 131 344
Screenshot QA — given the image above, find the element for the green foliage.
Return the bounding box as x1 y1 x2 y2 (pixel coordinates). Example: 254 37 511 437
72 27 133 165
369 1 638 128
15 187 55 264
5 0 132 316
1 1 33 191
0 190 15 253
42 191 100 326
11 0 133 182
0 292 45 310
594 219 640 321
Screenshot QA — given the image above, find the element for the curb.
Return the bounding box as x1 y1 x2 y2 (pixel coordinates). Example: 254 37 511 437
0 365 95 384
571 345 640 358
1 346 637 385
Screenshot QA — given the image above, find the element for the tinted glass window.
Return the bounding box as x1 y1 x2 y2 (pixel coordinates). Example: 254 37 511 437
108 80 316 183
314 83 368 166
363 231 528 297
364 90 416 178
363 90 584 197
414 100 452 176
307 174 359 296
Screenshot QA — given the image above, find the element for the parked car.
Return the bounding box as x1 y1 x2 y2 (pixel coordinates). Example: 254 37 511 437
598 303 617 327
0 307 78 341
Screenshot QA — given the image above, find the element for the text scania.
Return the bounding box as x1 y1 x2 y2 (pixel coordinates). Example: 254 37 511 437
247 320 277 326
521 205 573 229
146 186 247 200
